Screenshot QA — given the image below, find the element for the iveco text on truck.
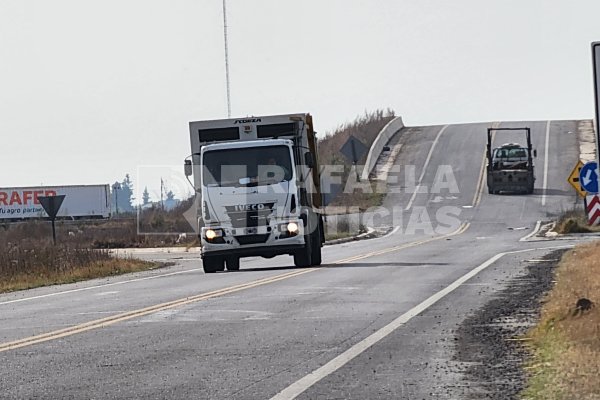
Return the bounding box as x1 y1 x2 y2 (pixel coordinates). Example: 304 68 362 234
185 113 324 273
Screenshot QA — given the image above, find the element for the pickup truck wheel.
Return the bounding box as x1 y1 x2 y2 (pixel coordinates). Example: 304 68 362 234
226 256 240 271
203 256 224 273
310 228 322 266
293 234 312 268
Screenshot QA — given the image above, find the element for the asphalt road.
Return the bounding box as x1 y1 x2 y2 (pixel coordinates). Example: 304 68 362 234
0 120 591 399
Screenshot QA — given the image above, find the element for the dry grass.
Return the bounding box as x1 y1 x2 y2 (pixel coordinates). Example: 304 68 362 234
522 241 600 400
0 241 160 293
0 220 167 293
318 109 395 209
555 209 600 234
0 256 159 293
0 198 198 250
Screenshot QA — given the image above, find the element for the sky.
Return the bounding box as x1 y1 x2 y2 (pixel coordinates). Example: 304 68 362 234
2 0 600 201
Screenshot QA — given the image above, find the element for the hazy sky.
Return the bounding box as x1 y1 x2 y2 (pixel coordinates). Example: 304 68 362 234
2 1 600 200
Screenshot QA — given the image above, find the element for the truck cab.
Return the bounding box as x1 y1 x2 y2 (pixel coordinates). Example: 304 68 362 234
185 113 324 273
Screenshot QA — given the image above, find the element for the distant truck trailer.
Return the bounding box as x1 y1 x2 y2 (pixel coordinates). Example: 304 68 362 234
0 184 111 220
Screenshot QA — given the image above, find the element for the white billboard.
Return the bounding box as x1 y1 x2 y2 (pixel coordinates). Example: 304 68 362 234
0 184 111 220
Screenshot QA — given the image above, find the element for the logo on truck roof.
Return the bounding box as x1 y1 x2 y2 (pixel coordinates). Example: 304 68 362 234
234 118 262 124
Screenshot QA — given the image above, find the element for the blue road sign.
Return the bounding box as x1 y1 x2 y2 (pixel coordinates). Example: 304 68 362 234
580 161 599 193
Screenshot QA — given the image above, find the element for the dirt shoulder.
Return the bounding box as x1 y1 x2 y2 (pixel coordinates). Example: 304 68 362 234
454 249 567 399
522 241 600 400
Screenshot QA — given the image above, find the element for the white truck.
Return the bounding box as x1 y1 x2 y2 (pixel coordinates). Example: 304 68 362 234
0 184 111 221
184 113 325 273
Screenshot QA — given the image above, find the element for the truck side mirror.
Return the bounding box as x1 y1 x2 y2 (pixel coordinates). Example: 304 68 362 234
533 149 537 158
184 160 192 176
304 153 315 168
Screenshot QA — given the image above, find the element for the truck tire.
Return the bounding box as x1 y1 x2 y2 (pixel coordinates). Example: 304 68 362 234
310 228 322 266
527 183 534 194
294 234 312 268
203 255 225 273
226 256 240 271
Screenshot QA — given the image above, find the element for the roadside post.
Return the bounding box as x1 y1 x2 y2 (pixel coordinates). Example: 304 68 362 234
340 135 368 182
38 195 66 245
588 42 600 224
592 42 600 163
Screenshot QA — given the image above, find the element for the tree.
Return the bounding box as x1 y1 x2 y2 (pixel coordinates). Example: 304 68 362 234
142 187 150 205
111 174 135 213
120 174 134 212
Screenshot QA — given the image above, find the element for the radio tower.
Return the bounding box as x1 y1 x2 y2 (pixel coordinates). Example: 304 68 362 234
223 0 232 118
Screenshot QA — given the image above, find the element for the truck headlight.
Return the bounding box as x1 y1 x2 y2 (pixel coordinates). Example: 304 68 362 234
203 228 224 241
278 221 299 238
286 222 299 233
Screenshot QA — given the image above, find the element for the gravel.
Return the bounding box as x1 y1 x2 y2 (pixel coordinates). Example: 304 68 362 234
453 249 567 399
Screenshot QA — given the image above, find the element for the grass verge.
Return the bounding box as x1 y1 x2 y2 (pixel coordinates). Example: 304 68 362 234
1 243 162 293
521 241 600 399
324 231 356 242
554 209 600 234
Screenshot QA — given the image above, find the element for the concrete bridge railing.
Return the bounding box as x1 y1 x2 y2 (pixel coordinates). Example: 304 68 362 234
361 116 405 181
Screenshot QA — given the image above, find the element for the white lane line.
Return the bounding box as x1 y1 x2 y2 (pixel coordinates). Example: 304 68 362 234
542 120 551 206
0 268 203 306
519 220 542 242
405 125 449 210
270 244 573 400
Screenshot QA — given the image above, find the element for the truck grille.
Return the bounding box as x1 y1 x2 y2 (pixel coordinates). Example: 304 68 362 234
234 234 270 245
224 203 275 228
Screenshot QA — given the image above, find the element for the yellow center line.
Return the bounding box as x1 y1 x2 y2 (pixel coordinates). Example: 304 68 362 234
331 222 470 264
0 223 471 353
0 269 312 353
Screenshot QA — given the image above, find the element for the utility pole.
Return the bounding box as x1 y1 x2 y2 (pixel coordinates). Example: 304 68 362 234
160 178 164 211
112 182 121 216
223 0 231 117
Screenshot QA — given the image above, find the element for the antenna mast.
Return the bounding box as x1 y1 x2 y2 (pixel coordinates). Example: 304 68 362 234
222 0 232 117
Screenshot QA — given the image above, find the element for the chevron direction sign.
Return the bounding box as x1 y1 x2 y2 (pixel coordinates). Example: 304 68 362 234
586 194 600 226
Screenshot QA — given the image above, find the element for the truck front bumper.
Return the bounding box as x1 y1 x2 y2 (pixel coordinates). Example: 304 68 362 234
200 221 307 259
201 243 305 259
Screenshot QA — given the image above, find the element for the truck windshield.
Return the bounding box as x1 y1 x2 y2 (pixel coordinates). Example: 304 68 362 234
202 145 293 187
493 148 528 160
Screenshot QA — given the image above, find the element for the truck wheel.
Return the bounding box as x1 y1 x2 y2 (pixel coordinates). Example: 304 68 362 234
310 228 322 266
203 256 225 273
226 256 240 271
488 187 494 194
293 234 312 268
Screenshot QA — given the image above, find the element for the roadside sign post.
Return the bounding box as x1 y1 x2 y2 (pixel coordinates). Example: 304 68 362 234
592 42 600 163
38 195 66 245
340 135 368 182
